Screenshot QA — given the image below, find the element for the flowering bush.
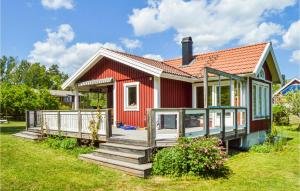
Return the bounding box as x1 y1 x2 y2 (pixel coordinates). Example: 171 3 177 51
152 137 229 177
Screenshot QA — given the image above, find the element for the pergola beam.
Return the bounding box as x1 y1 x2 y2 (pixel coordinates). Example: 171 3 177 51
205 67 244 81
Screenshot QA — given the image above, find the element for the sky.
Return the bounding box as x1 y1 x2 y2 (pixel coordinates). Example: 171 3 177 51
1 0 300 79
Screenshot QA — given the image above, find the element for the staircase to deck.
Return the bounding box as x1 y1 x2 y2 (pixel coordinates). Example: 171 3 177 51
79 141 153 178
14 129 43 141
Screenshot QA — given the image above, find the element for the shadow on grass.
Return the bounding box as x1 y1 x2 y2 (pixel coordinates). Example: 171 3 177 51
0 126 25 134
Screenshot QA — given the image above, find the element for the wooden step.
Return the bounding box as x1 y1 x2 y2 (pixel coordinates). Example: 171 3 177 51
100 143 151 156
93 149 147 164
13 131 43 141
27 128 42 133
79 154 152 178
108 137 148 147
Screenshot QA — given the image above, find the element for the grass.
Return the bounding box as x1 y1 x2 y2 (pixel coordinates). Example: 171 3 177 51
1 121 299 191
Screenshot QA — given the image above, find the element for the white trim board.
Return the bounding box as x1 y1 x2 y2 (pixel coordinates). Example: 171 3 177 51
254 42 282 84
62 48 198 90
153 77 161 108
123 82 140 111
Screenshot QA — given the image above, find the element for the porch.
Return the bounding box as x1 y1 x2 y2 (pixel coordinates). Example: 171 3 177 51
26 106 247 147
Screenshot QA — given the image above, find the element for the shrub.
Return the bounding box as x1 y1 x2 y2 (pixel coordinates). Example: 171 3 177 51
152 137 228 177
250 144 272 153
273 105 289 125
250 127 288 153
46 135 77 150
152 147 188 177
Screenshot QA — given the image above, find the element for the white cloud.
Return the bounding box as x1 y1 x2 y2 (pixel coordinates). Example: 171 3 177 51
28 24 123 74
143 54 163 61
282 20 300 49
281 20 300 64
121 38 142 49
290 50 300 63
41 0 74 10
129 0 295 51
240 22 284 44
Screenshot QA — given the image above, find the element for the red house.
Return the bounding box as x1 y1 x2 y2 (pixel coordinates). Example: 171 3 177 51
62 37 282 148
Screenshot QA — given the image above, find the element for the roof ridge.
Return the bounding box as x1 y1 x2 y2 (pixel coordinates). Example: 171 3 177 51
108 48 165 63
106 48 193 77
165 42 269 62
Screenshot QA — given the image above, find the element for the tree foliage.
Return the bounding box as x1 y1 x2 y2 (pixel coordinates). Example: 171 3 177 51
285 91 300 118
0 56 68 118
0 56 68 89
0 83 59 119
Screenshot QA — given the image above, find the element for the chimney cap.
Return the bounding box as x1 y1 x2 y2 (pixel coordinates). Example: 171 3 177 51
181 36 193 43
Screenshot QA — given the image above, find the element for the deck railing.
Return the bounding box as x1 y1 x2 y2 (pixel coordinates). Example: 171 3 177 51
26 109 112 140
147 107 247 147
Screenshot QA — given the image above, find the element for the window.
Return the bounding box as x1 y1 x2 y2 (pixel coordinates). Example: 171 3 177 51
258 68 266 80
124 82 139 111
252 81 270 119
216 85 231 106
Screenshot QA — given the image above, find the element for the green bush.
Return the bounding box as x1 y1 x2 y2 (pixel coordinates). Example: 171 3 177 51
152 137 228 177
46 135 77 150
273 105 289 125
250 144 273 153
44 135 94 156
250 127 288 153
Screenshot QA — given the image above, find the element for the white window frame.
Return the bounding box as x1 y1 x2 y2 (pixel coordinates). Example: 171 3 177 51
124 82 139 111
252 80 270 120
258 68 266 80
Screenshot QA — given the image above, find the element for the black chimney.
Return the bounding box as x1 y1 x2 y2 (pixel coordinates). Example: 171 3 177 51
181 37 193 65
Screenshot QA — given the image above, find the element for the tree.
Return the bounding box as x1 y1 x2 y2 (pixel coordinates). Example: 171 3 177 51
47 64 69 89
0 56 68 90
285 91 300 129
0 56 16 83
0 83 59 119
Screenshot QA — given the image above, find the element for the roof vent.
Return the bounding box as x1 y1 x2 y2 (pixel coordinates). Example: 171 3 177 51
181 37 193 65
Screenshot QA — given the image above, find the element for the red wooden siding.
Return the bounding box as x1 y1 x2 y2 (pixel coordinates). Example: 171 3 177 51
116 77 153 127
78 57 153 127
160 78 192 108
262 62 272 81
79 57 151 82
249 77 272 132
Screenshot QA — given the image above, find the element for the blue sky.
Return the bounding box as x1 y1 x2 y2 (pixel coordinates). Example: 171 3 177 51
1 0 299 79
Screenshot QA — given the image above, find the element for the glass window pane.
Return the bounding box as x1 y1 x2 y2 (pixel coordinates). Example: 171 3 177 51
253 85 257 117
128 86 137 106
216 86 231 106
258 86 262 116
208 86 212 106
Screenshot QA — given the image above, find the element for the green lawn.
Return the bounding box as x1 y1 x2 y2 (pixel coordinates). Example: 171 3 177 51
0 122 299 191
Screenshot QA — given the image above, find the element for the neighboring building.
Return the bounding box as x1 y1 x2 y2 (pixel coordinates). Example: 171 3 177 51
62 38 282 148
273 78 300 104
49 90 83 109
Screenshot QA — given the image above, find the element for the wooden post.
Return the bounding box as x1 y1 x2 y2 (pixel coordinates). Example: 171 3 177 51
245 108 248 132
74 85 79 110
78 110 82 138
34 111 37 127
230 77 232 106
178 109 185 138
203 67 208 108
105 110 112 139
205 109 210 136
218 75 221 106
222 109 226 139
234 108 238 137
147 109 156 147
57 111 61 133
26 110 30 131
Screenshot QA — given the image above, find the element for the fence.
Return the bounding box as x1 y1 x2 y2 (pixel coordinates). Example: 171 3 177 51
147 107 247 147
26 109 112 140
